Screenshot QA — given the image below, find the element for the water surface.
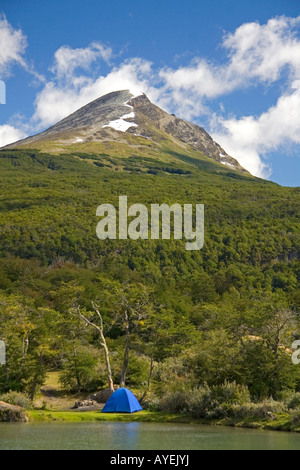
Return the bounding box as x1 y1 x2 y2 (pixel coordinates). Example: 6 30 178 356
0 421 300 450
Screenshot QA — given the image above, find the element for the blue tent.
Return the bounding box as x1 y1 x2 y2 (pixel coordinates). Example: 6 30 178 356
101 388 143 413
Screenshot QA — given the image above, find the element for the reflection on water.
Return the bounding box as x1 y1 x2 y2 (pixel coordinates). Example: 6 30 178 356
1 421 300 450
124 422 141 449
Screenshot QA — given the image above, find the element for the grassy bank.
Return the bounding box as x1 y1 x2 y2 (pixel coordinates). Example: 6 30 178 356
5 374 300 433
28 410 187 424
27 408 300 433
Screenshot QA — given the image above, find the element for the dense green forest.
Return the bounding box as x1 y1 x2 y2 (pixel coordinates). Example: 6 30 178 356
0 147 299 415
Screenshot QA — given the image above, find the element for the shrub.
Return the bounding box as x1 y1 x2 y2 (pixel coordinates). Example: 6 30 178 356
0 391 31 410
157 381 251 419
143 397 160 412
230 400 287 421
188 381 250 419
187 384 213 418
287 393 300 410
291 410 300 426
209 381 250 405
159 391 190 414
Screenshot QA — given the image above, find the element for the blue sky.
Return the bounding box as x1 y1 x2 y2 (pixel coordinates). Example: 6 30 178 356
0 0 300 186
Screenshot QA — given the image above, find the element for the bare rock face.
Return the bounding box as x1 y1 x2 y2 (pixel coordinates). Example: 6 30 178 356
31 90 135 141
129 93 244 170
5 90 137 146
0 401 28 422
3 89 247 173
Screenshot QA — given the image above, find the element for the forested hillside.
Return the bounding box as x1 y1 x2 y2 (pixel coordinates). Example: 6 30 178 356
0 146 299 408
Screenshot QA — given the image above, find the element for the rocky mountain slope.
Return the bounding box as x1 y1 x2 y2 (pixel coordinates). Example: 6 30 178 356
3 90 247 173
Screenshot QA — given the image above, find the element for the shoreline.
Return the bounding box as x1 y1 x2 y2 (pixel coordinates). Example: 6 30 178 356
26 409 300 434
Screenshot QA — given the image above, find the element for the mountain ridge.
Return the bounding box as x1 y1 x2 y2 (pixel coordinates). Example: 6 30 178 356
3 90 248 174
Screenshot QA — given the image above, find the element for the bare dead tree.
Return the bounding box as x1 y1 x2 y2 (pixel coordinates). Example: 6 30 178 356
72 302 114 394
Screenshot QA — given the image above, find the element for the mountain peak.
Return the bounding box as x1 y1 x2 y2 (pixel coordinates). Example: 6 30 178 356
3 89 247 173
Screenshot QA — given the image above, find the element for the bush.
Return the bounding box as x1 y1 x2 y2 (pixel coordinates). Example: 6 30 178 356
188 381 250 419
209 381 250 405
291 410 300 426
159 391 190 414
287 393 300 410
0 391 31 410
229 400 287 421
187 384 213 418
157 381 251 419
156 382 288 421
143 397 160 412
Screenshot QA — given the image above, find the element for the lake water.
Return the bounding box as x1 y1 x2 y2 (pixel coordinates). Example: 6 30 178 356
1 421 300 450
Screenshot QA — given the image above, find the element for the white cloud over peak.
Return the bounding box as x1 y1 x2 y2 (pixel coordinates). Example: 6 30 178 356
213 81 300 177
2 15 300 179
158 15 300 177
159 15 300 118
51 42 113 79
33 57 160 129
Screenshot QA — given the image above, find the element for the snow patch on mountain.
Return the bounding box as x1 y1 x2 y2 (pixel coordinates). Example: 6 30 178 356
121 112 135 119
219 152 235 167
103 110 138 132
221 160 235 167
103 119 138 132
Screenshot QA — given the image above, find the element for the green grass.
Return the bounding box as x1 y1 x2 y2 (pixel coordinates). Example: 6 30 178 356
28 409 189 423
43 372 61 389
27 409 300 433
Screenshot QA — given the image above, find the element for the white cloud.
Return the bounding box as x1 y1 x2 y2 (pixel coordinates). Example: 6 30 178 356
0 17 34 147
159 16 300 119
212 81 300 177
32 57 160 129
3 15 300 180
51 42 113 79
223 16 300 83
158 15 300 176
0 125 27 147
0 15 27 76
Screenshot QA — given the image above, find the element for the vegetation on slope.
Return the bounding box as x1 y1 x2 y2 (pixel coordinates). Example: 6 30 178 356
0 146 299 413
